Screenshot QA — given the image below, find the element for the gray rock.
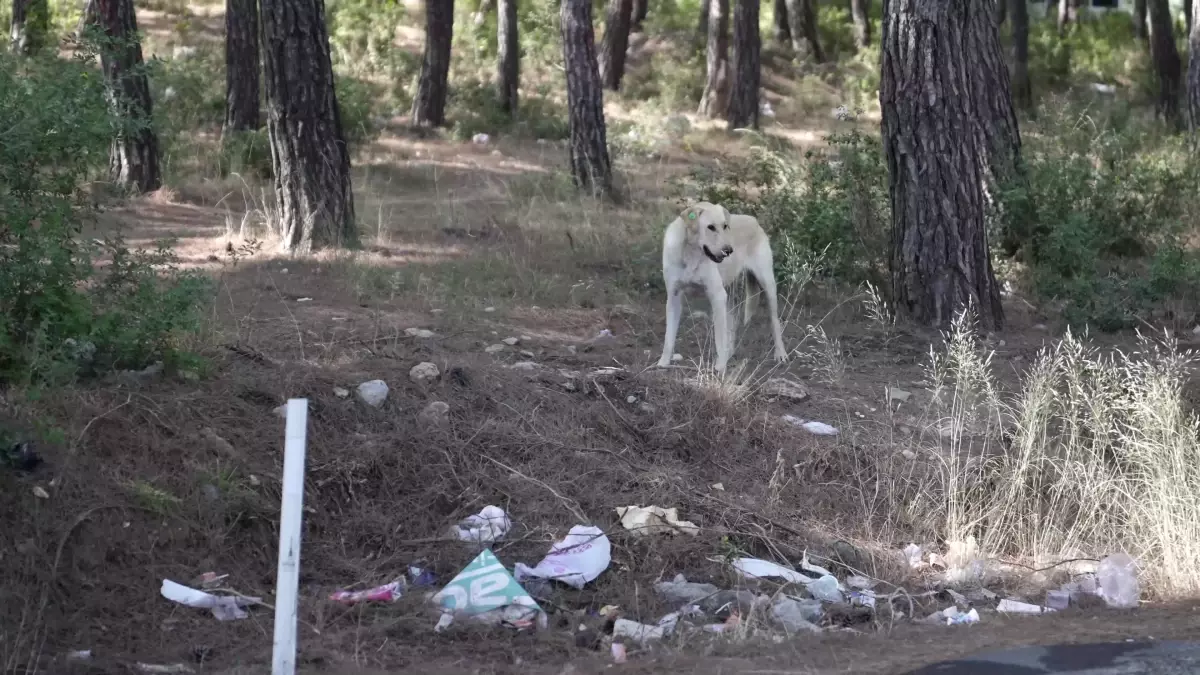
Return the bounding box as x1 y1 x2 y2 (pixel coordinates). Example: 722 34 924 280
409 362 440 384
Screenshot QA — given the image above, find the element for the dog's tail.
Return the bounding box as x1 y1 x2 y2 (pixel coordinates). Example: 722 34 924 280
743 273 760 326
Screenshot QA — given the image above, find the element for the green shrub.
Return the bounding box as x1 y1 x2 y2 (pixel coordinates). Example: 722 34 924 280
448 77 569 141
0 52 211 384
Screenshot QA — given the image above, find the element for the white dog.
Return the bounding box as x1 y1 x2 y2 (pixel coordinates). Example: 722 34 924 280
657 202 788 372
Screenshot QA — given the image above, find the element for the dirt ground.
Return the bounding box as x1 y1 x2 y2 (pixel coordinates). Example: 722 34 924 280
3 5 1195 675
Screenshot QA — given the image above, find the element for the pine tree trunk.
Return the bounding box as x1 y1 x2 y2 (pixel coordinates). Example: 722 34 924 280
412 0 454 127
96 0 161 194
773 0 790 43
1187 0 1194 38
698 0 730 118
632 0 648 32
1134 0 1147 40
727 0 760 129
223 0 260 135
599 0 632 91
260 0 357 252
10 0 47 54
995 0 1006 26
1010 0 1031 111
1148 0 1182 127
785 0 822 61
1190 0 1200 144
881 0 1004 330
560 0 613 197
497 0 519 115
851 0 870 50
699 0 710 35
965 0 1021 188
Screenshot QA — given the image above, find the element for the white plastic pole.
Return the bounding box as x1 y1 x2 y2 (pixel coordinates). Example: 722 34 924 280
272 398 309 675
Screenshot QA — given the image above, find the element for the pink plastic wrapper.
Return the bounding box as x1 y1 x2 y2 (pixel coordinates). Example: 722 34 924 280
329 580 404 605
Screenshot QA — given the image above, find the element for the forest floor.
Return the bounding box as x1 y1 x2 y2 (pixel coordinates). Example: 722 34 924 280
3 4 1198 675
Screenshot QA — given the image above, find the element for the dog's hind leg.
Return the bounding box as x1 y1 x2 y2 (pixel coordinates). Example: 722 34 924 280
748 250 788 363
657 284 683 367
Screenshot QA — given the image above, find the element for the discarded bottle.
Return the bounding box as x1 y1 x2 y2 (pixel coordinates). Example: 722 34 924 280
1096 553 1139 609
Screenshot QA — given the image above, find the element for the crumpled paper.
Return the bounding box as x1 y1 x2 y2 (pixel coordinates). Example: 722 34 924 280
615 505 699 537
452 505 511 543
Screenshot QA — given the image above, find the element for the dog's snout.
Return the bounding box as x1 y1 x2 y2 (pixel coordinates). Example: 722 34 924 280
722 245 734 255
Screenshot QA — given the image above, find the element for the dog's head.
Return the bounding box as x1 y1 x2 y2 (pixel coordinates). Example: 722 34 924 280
682 202 734 263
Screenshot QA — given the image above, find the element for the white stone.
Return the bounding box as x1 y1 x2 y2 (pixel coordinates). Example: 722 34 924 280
333 387 350 398
357 379 390 408
762 378 810 402
511 361 539 371
405 327 436 338
485 343 506 354
503 336 520 346
409 362 441 384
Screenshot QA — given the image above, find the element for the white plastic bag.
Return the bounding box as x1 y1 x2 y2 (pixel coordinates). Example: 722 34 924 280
1097 553 1140 609
513 525 611 590
452 506 511 544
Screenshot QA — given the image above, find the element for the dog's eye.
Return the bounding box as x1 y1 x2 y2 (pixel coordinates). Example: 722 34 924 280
707 225 717 232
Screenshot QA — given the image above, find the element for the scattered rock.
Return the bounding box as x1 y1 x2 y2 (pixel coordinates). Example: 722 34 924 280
431 308 445 314
273 404 287 419
520 350 535 359
503 337 520 346
626 395 638 404
356 380 390 408
567 345 577 355
32 486 49 499
887 387 912 404
333 387 350 398
520 335 533 342
762 377 810 402
671 353 683 362
200 428 236 457
511 361 539 371
418 401 451 428
405 328 436 338
484 306 496 313
409 362 441 384
690 310 708 320
484 344 505 354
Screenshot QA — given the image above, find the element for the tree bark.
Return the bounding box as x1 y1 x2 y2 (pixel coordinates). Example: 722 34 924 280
966 0 1022 188
699 0 710 35
727 0 760 130
773 0 790 43
1009 0 1031 111
1190 0 1200 144
95 0 161 194
881 0 1004 330
223 0 260 135
10 0 48 54
632 0 648 31
995 0 1005 26
1148 0 1182 127
260 0 357 252
599 0 632 91
560 0 613 197
785 0 822 62
1134 0 1147 40
412 0 454 127
699 0 730 118
497 0 519 115
1187 0 1194 38
851 0 870 50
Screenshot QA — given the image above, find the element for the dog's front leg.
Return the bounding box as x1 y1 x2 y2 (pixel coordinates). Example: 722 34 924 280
708 283 730 373
657 286 683 367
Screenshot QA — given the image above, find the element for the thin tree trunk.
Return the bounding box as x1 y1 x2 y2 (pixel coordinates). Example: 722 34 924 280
260 0 358 252
1010 0 1031 111
632 0 648 31
1148 0 1182 127
1187 0 1194 38
1189 0 1200 145
560 0 613 196
412 0 454 127
1056 0 1073 36
727 0 760 129
1134 0 1147 40
851 0 870 50
223 0 260 135
497 0 519 115
773 0 790 42
699 0 730 118
10 0 47 54
699 0 710 35
599 0 632 91
881 0 1004 330
96 0 161 194
785 0 822 61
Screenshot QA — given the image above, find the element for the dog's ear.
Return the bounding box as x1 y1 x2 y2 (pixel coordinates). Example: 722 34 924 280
680 205 701 226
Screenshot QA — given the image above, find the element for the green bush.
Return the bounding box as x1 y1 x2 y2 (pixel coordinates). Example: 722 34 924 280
0 52 211 384
448 77 569 141
692 122 889 289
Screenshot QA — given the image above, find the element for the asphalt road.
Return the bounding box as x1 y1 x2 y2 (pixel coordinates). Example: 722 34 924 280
905 641 1200 674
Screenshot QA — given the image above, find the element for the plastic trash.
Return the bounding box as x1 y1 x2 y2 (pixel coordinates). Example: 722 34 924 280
781 415 839 436
930 606 979 626
997 598 1056 614
1044 589 1070 610
472 133 490 145
1097 553 1140 608
513 525 611 590
849 590 877 609
612 613 679 644
805 575 843 603
160 580 258 621
733 557 809 584
329 579 405 605
452 505 511 543
432 549 545 631
697 589 757 619
615 505 699 537
771 596 823 633
655 574 720 606
903 543 923 568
